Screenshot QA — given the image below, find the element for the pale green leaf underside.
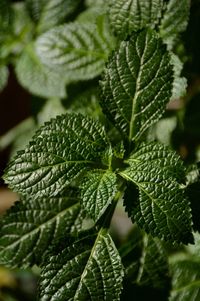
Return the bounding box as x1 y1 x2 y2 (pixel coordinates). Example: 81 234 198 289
170 53 187 100
15 45 66 98
0 65 8 91
120 142 193 243
169 260 200 301
81 169 118 222
4 113 109 197
109 0 164 38
39 232 124 301
159 0 190 49
36 20 114 82
0 193 80 268
100 29 173 142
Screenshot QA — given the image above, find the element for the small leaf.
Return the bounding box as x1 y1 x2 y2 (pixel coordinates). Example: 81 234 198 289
81 169 118 222
100 29 173 142
15 44 67 99
109 0 164 39
159 0 190 49
120 142 193 243
0 65 8 91
36 19 115 82
0 191 81 268
39 231 124 300
170 53 187 100
0 0 12 32
169 260 200 301
4 113 109 197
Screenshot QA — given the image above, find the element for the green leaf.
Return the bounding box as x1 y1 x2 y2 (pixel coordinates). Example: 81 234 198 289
109 0 164 39
26 0 81 33
120 142 193 243
100 29 173 143
0 0 12 32
169 260 200 301
39 231 124 300
170 53 187 100
3 113 109 197
81 169 118 222
0 65 8 91
15 44 67 99
36 19 115 82
159 0 190 49
136 234 169 289
0 191 81 268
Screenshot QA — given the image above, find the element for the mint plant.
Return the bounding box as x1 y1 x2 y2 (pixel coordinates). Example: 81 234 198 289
1 0 200 300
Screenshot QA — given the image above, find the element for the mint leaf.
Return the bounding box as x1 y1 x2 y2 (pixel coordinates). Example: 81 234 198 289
160 0 190 49
36 20 115 82
171 53 187 100
120 142 193 243
81 169 118 222
15 44 67 98
169 260 200 301
0 191 81 268
109 0 164 39
4 113 109 197
39 231 124 300
26 0 81 33
136 234 169 289
100 29 173 142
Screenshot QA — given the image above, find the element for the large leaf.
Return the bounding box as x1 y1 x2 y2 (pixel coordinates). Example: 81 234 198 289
169 260 200 301
26 0 81 33
120 142 193 243
81 169 118 222
39 231 124 300
0 191 81 268
109 0 164 39
15 44 67 99
36 18 115 82
3 113 109 197
100 29 173 143
159 0 190 49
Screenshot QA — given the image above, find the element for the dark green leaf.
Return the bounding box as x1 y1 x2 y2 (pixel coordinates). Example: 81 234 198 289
39 231 124 300
109 0 164 39
0 191 81 268
120 142 193 243
36 18 115 82
100 29 173 142
4 113 109 197
81 169 118 222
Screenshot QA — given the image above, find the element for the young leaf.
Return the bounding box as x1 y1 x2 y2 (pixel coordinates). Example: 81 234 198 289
120 142 193 243
170 53 187 100
109 0 164 39
36 19 115 82
3 113 109 197
39 231 124 301
159 0 190 49
100 29 173 143
25 0 81 33
0 192 81 268
80 169 118 222
169 260 200 301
